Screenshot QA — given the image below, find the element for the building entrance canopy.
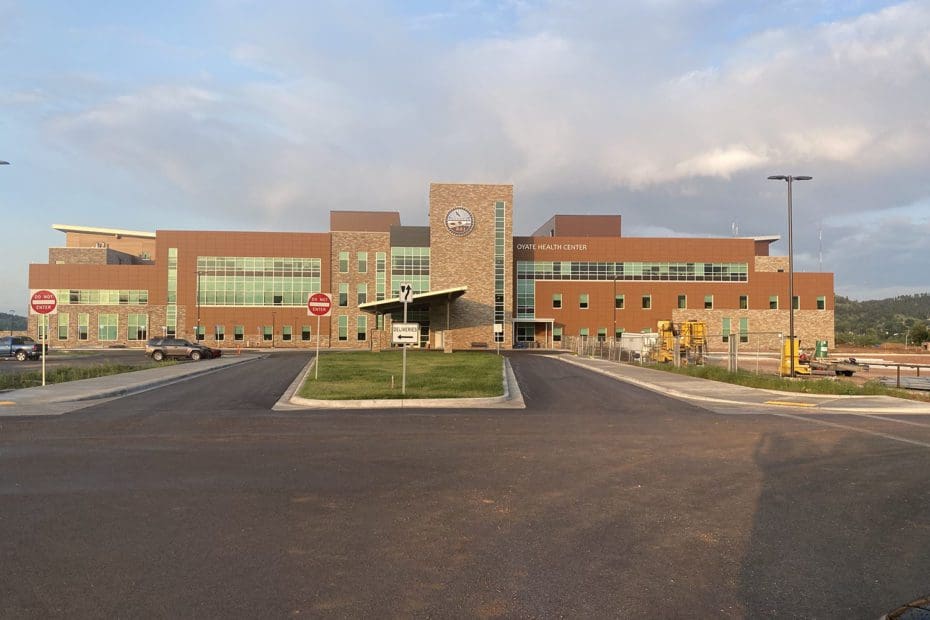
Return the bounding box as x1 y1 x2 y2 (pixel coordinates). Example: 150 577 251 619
357 285 468 314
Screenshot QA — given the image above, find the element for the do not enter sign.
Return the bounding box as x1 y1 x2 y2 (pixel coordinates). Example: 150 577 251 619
30 289 58 315
307 292 333 317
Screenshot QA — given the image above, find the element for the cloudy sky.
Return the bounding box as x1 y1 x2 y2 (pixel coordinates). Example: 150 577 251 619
1 0 928 312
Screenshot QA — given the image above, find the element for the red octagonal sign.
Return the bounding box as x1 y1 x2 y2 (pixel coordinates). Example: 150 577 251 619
30 289 58 315
307 292 333 317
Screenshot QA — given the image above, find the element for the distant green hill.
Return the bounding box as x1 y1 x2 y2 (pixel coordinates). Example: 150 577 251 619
835 293 930 346
0 313 27 332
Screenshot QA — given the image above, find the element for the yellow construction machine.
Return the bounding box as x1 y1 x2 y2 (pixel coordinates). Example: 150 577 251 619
655 320 707 365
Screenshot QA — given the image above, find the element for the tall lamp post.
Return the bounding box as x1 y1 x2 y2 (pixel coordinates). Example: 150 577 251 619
9 309 14 337
767 174 813 377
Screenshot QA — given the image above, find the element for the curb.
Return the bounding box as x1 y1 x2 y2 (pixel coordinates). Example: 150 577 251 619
556 355 930 414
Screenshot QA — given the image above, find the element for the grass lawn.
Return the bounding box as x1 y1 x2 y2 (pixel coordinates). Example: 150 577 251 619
652 363 929 401
0 361 177 390
298 351 504 400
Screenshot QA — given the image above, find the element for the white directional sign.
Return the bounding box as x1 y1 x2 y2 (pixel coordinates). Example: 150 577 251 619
392 322 420 344
399 282 413 304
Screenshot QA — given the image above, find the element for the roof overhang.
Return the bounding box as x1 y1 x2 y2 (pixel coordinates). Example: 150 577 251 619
358 286 468 314
53 224 156 239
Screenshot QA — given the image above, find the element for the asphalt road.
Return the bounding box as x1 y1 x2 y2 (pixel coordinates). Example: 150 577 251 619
1 352 929 618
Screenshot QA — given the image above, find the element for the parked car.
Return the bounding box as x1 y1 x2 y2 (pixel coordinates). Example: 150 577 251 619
0 336 45 361
145 338 220 361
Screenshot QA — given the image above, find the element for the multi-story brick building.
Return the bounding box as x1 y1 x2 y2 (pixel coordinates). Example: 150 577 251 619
27 182 834 351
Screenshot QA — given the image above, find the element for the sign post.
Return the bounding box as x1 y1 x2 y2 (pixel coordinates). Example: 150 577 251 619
399 282 413 395
307 292 333 380
30 289 58 386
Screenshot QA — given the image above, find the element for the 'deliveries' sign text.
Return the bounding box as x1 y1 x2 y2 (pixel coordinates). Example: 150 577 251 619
516 243 588 251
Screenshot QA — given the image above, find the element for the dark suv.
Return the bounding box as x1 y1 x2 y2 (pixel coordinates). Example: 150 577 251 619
145 338 219 361
0 336 45 361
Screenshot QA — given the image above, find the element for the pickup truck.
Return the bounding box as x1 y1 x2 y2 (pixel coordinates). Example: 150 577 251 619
0 336 45 361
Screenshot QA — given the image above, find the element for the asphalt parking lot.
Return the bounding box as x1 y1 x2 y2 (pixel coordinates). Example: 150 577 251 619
2 352 929 618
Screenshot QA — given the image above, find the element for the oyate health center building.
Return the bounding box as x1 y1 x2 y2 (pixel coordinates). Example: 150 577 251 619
27 182 834 351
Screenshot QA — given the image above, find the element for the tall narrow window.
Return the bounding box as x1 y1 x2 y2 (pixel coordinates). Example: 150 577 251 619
769 296 779 310
357 316 367 341
338 283 348 307
357 252 368 273
263 325 272 341
678 295 687 309
57 313 69 340
339 251 349 273
817 296 826 310
98 313 117 341
338 315 348 341
301 325 311 341
792 296 800 310
642 295 652 309
739 317 749 343
357 283 367 305
579 293 589 309
704 295 714 309
282 325 292 341
78 313 89 341
553 326 563 342
234 325 244 341
552 293 562 309
722 317 731 343
615 295 625 309
597 327 607 342
215 325 225 341
739 295 748 310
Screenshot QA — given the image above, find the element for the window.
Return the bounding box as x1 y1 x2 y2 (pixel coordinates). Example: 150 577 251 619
615 328 624 339
338 283 348 307
215 325 225 341
98 313 117 341
128 314 148 341
722 317 731 343
642 295 652 309
552 293 562 309
57 313 69 340
263 326 272 341
704 295 714 310
739 295 748 310
357 284 367 305
78 313 89 340
739 318 749 343
793 296 799 310
769 296 778 310
339 251 349 273
301 325 311 341
597 327 607 342
234 325 244 341
282 325 292 341
579 293 589 309
579 327 589 339
357 252 368 273
678 295 687 309
195 325 204 341
357 316 367 341
615 295 624 309
553 326 562 342
817 295 826 310
338 315 348 341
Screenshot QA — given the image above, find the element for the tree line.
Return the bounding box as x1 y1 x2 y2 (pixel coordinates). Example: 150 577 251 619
835 293 930 346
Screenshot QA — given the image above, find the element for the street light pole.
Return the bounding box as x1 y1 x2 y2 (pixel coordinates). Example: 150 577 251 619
768 174 813 377
8 309 14 337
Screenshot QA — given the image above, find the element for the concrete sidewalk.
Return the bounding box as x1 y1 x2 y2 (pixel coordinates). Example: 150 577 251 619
557 354 930 415
0 354 262 416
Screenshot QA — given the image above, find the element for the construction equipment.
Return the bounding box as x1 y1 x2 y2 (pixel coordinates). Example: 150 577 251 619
781 338 866 377
655 320 707 365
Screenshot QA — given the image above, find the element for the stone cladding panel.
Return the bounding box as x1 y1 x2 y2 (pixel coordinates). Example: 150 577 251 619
671 308 835 352
755 256 789 272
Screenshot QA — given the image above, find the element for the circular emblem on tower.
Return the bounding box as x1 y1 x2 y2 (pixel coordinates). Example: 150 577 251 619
445 207 475 236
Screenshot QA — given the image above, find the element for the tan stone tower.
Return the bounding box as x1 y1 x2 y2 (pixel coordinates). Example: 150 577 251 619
428 183 514 349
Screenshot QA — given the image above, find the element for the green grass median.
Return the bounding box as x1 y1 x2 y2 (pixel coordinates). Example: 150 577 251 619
0 361 177 390
298 351 504 400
